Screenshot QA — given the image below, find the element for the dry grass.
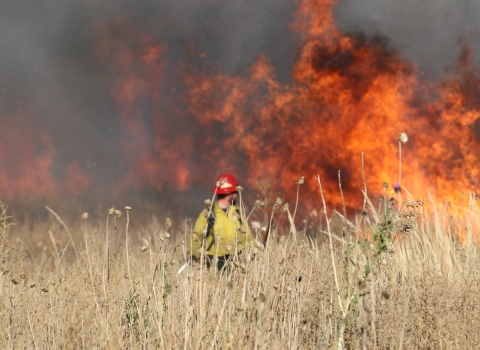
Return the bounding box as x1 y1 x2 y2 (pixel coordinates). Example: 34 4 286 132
0 192 479 350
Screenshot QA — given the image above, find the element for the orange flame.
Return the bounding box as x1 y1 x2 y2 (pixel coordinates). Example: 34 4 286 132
182 0 480 212
0 113 92 200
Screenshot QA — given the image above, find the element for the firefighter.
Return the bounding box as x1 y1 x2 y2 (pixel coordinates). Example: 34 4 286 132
190 174 254 270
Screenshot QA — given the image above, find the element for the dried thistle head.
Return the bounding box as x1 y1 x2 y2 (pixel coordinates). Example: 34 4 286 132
274 197 282 207
115 210 122 217
216 177 227 187
81 212 88 220
251 221 261 230
125 206 131 211
280 203 289 212
297 176 305 185
204 199 212 208
254 200 266 209
108 207 115 215
393 183 401 194
235 186 243 192
398 132 408 144
165 218 172 229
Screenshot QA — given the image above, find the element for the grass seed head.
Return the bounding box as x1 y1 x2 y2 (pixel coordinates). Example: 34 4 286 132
297 176 305 185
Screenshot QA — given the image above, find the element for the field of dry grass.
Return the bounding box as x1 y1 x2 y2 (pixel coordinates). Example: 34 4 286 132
0 188 480 350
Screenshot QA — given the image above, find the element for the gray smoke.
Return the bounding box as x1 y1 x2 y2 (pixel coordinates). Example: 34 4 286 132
335 0 480 76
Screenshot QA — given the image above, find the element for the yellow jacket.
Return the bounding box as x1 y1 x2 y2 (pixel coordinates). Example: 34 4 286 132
190 201 254 258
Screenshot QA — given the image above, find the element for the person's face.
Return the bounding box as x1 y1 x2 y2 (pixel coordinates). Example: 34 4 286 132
228 192 238 204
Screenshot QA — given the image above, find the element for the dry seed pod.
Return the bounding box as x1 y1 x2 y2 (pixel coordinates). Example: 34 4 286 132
356 313 368 330
140 246 148 252
301 298 314 312
258 293 267 303
358 280 367 291
254 241 264 250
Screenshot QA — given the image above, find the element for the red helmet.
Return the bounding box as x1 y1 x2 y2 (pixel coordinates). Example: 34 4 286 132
211 174 239 194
